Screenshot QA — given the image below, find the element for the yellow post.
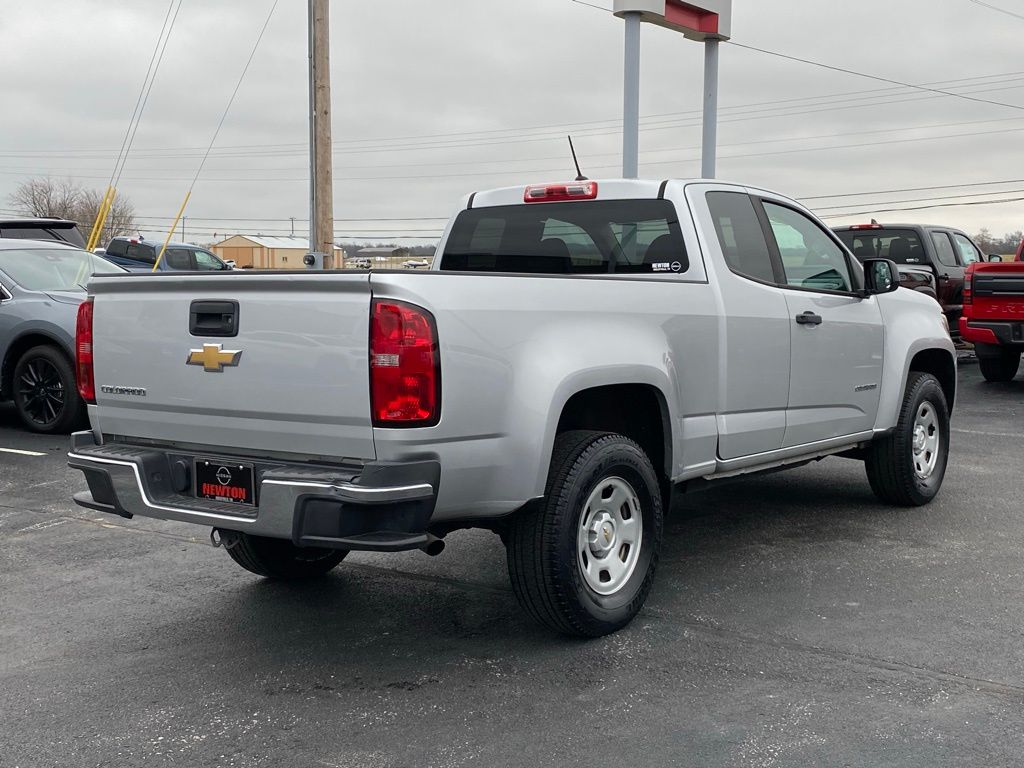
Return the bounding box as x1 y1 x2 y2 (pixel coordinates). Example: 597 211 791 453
86 186 116 252
152 191 191 271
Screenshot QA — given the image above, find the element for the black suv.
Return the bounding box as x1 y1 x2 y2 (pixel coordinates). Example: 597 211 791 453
0 218 86 247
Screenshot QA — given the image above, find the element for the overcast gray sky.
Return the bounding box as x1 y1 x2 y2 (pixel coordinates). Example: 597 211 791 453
2 0 1023 245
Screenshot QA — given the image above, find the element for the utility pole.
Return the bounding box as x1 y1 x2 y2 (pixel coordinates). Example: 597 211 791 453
307 0 334 269
180 216 185 243
290 216 296 237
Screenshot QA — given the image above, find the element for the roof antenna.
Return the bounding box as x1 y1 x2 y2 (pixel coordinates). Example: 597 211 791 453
568 135 588 181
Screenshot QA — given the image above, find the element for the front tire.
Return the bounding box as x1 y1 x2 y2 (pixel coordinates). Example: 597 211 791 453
865 372 950 506
12 345 85 434
225 533 347 579
507 431 664 638
978 350 1020 383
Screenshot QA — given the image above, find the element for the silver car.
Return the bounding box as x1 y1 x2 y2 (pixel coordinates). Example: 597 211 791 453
0 239 123 433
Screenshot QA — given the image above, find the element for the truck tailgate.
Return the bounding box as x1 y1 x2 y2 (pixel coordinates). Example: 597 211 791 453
969 265 1024 321
89 272 375 460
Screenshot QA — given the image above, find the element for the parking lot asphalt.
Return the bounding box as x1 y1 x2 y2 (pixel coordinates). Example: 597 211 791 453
1 362 1022 768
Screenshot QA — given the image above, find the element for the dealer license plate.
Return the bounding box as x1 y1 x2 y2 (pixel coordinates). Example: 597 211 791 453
195 459 255 506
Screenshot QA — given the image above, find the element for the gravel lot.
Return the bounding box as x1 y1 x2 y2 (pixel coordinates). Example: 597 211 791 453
1 362 1022 768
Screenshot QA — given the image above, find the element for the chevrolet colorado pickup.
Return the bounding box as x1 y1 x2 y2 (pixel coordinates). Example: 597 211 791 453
960 260 1024 381
68 179 957 637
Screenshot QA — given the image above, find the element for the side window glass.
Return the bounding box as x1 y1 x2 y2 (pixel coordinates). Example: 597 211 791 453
952 233 981 265
705 191 775 283
931 233 959 268
762 202 853 293
194 250 226 270
164 248 193 270
126 243 155 264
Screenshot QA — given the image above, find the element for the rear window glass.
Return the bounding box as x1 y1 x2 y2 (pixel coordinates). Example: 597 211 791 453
125 243 155 264
835 228 927 265
0 225 85 247
440 200 688 275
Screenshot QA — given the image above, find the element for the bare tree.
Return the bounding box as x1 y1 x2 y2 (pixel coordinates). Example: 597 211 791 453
8 177 136 246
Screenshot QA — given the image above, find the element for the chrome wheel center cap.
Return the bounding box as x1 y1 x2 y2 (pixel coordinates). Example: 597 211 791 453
588 512 617 557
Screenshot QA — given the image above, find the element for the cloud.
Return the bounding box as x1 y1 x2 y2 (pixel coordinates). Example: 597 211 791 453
1 0 1022 242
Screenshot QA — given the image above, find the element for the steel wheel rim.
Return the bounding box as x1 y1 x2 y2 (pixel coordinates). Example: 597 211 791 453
16 357 65 426
577 476 643 596
911 402 940 479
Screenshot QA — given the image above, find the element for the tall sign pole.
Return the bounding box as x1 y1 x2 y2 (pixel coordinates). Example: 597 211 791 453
613 1 732 180
306 0 335 269
622 12 642 179
701 38 719 178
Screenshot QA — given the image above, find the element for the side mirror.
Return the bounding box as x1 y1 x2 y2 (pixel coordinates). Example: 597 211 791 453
988 254 1004 262
862 258 900 295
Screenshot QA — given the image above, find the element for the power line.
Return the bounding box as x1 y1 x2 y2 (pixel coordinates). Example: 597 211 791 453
967 0 1024 22
109 0 182 191
818 194 1024 219
801 177 1024 201
727 41 1024 114
186 0 279 193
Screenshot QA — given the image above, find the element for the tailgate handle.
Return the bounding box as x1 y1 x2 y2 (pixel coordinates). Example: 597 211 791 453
190 300 239 337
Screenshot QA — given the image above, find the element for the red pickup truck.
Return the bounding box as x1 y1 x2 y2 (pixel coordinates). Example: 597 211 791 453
960 261 1024 381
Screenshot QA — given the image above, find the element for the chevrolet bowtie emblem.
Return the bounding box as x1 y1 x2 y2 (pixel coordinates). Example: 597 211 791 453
187 344 242 373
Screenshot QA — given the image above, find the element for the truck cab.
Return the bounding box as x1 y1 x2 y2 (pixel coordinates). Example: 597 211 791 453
102 237 232 272
834 223 985 334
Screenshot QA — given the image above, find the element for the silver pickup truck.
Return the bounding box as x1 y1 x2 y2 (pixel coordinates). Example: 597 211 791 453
68 179 956 637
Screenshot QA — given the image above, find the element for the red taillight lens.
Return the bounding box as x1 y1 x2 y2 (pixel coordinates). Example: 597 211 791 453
370 300 440 427
76 299 95 404
963 270 973 305
524 181 599 203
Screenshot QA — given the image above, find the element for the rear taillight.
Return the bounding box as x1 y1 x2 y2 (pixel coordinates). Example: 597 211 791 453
963 268 973 305
76 299 95 404
524 181 598 203
370 300 440 427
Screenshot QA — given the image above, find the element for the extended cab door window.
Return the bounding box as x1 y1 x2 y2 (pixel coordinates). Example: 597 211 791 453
931 232 959 268
164 248 194 270
762 202 854 293
705 191 777 284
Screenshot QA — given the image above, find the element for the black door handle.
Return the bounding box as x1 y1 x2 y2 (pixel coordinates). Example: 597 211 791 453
190 300 239 337
795 311 823 326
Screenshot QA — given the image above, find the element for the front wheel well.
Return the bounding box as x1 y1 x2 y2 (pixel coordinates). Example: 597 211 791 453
555 384 671 482
909 348 956 414
1 333 68 400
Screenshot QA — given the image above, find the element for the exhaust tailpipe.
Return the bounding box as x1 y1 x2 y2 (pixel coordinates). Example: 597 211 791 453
421 534 445 557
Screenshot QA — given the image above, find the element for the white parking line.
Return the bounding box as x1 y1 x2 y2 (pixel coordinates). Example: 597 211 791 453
952 428 1023 438
0 447 47 457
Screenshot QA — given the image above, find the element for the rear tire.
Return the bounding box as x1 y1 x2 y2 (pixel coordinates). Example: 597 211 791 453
506 430 664 638
225 533 347 579
864 372 949 506
12 345 85 434
978 350 1020 383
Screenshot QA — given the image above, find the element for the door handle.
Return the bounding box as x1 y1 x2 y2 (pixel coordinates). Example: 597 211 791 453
189 300 239 337
795 311 823 326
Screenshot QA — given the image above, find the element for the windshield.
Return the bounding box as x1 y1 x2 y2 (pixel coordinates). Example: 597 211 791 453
0 247 123 291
